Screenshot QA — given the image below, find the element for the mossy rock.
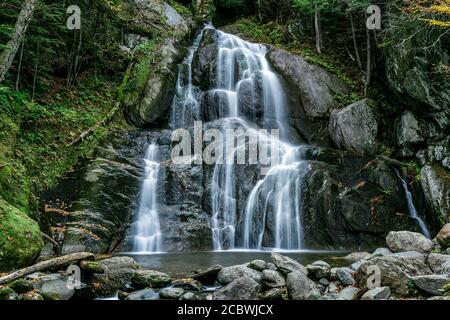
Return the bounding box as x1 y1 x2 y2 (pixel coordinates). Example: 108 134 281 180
8 279 34 294
0 287 19 300
0 197 43 272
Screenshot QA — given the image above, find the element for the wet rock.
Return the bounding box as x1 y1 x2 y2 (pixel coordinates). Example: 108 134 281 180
271 253 308 275
335 267 355 286
213 276 260 300
159 287 184 300
261 270 286 289
427 253 450 275
192 28 219 90
396 111 425 157
8 279 34 294
307 260 331 279
40 279 75 300
193 265 222 285
421 165 450 225
172 279 203 292
132 270 171 289
361 287 391 300
258 288 284 300
180 292 200 300
329 99 379 155
328 282 339 294
337 287 359 300
265 263 278 271
436 224 450 249
319 278 330 286
371 248 392 258
342 252 371 263
90 257 139 297
355 251 432 296
79 261 105 274
126 288 159 300
286 271 320 300
412 275 450 296
0 287 20 300
217 265 261 285
21 291 44 300
249 260 266 272
386 231 433 254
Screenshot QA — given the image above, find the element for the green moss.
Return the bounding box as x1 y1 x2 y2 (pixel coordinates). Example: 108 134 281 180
0 197 43 272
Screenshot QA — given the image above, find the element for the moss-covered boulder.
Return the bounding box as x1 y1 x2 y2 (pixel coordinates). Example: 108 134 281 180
0 198 43 272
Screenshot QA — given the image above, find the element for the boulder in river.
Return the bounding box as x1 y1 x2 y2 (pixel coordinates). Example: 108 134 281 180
427 253 450 275
386 231 433 254
217 264 262 285
213 276 260 300
436 223 450 249
412 275 450 296
131 270 171 289
271 253 308 275
361 287 391 300
286 271 320 300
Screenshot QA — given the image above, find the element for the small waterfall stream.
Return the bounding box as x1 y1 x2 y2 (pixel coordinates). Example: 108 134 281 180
395 169 431 238
132 144 162 252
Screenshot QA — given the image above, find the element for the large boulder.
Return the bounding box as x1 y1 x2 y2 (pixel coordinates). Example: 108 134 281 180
131 270 171 289
360 287 391 300
217 265 262 285
420 165 450 225
40 279 75 300
89 257 139 297
386 231 433 254
286 271 320 300
436 224 450 249
0 197 43 272
427 253 450 275
329 99 379 155
271 253 308 275
355 251 432 296
213 276 260 300
412 275 450 296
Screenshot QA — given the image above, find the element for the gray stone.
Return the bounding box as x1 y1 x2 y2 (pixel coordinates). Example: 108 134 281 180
386 231 433 254
131 270 171 289
319 278 330 286
265 263 278 271
126 288 159 300
193 265 222 285
335 267 355 286
337 287 359 300
258 288 284 300
421 165 450 226
307 260 331 279
213 276 260 300
355 251 432 296
159 287 184 300
271 253 308 275
261 270 286 288
328 282 339 294
428 253 450 275
217 265 261 285
172 279 203 292
371 248 393 258
396 111 424 157
342 252 371 263
286 271 320 300
361 287 391 300
180 292 200 300
40 279 75 300
249 260 267 271
412 275 450 296
436 224 450 249
329 99 379 155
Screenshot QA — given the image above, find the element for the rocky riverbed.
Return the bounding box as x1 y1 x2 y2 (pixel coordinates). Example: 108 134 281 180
1 226 449 301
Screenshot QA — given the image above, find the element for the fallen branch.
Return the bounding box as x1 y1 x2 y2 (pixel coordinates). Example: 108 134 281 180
40 232 58 246
0 252 94 285
67 101 121 147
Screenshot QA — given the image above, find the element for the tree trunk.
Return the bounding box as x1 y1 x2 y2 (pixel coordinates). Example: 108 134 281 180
350 13 362 70
0 252 94 285
364 28 371 97
15 40 25 91
0 0 38 84
314 2 322 54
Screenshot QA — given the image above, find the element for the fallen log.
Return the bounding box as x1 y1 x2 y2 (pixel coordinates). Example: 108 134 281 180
0 252 94 285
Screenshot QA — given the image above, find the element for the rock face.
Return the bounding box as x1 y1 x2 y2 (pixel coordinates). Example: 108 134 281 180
421 165 450 226
386 231 433 254
0 197 43 272
213 276 260 300
57 131 147 255
436 224 450 249
267 47 348 144
329 99 379 155
355 251 432 296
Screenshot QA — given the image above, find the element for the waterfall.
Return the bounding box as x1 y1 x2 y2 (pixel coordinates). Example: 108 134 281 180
132 144 163 252
395 169 431 239
170 26 306 251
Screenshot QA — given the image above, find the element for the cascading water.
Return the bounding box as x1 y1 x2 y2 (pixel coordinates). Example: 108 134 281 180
395 169 431 239
132 144 163 252
172 25 307 251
